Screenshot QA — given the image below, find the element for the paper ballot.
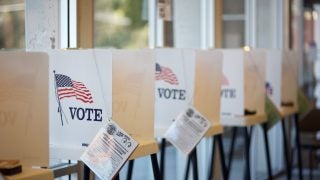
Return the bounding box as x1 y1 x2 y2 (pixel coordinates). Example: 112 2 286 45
164 105 211 155
81 120 138 180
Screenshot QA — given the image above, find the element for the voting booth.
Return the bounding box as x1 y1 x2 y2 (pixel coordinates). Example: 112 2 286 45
0 52 49 167
220 49 266 120
0 50 112 166
154 48 196 137
219 49 268 180
264 50 301 179
112 49 159 158
194 50 223 135
265 50 299 111
48 49 111 160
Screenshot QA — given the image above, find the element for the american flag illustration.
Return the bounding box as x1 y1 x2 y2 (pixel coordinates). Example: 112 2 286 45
265 82 273 95
55 74 93 103
156 63 179 85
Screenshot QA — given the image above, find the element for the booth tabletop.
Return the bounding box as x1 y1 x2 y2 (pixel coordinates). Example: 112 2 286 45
279 106 298 118
5 167 54 180
220 114 267 127
128 137 159 160
204 123 224 137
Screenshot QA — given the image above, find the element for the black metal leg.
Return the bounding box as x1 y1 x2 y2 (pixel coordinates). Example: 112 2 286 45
262 123 272 179
243 127 251 180
208 137 216 180
281 119 291 180
160 138 166 180
227 127 238 178
294 113 303 180
83 164 90 180
309 150 313 180
68 160 71 180
184 153 192 180
126 160 134 180
245 125 253 179
114 173 120 180
217 135 228 180
191 148 199 180
248 126 253 145
150 153 162 180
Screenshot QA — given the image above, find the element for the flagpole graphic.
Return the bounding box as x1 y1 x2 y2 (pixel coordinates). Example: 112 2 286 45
53 70 64 126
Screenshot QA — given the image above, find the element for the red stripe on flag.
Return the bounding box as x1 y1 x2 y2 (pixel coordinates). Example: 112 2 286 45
156 65 179 85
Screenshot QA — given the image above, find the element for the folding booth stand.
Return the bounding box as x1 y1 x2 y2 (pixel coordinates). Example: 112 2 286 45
48 49 159 180
154 48 195 180
49 49 113 180
48 49 111 160
154 49 226 180
154 48 196 137
220 49 270 180
0 51 81 179
186 50 226 180
265 49 301 179
0 52 49 167
111 50 160 180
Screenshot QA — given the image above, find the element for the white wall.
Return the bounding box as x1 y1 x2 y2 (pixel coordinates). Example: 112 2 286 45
173 0 201 48
25 0 60 50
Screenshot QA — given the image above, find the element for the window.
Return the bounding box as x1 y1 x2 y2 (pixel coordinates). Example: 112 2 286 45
222 0 245 48
0 0 25 49
94 0 148 49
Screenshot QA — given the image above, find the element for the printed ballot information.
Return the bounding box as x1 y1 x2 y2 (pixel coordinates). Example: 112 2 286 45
164 105 211 155
81 121 138 180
